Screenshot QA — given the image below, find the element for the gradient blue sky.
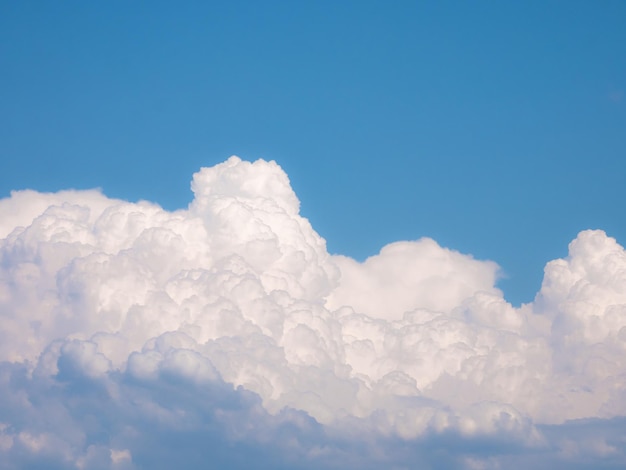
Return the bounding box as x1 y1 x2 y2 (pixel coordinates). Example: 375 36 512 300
1 0 625 306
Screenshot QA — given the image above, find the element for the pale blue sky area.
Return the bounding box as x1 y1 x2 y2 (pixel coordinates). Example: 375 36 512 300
2 1 625 305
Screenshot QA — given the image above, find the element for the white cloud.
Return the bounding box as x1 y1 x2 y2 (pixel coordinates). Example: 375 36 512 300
1 156 625 468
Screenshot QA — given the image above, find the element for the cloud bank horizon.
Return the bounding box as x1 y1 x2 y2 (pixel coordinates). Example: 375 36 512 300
1 156 625 469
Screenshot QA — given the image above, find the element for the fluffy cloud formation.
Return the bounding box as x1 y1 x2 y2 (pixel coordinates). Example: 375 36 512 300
1 156 625 469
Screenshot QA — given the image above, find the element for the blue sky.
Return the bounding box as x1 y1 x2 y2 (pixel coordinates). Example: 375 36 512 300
2 3 626 469
2 1 625 305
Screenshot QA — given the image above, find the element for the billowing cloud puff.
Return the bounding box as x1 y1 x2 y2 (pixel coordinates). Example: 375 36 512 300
1 156 625 469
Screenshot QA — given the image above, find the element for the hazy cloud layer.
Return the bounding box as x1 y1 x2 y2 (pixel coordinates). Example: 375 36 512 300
1 157 625 469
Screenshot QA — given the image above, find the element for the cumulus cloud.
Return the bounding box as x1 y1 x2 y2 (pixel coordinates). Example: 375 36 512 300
1 156 625 468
